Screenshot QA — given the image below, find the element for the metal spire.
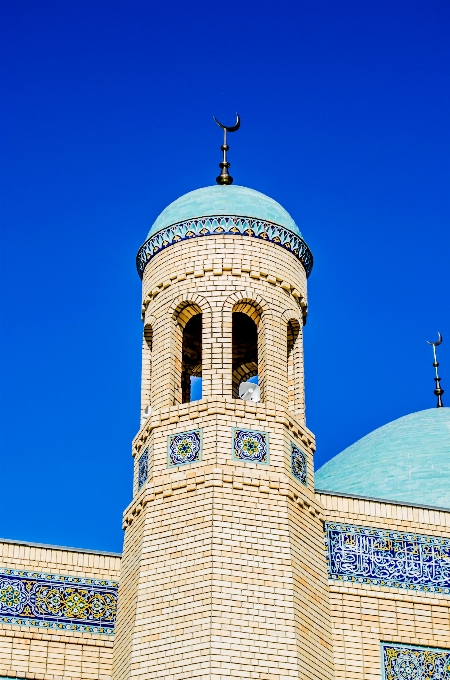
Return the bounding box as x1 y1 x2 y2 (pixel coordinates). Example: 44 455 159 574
213 113 240 185
427 332 444 407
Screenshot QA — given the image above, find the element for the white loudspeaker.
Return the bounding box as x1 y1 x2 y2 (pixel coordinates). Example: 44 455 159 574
239 381 260 403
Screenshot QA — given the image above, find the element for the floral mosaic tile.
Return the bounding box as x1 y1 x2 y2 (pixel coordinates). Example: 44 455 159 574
326 522 450 593
232 428 269 464
138 447 149 490
382 643 450 680
291 443 307 485
0 568 118 634
168 429 202 467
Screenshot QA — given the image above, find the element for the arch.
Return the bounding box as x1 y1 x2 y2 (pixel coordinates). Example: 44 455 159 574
170 295 211 405
169 293 212 322
232 311 259 398
141 316 155 419
282 309 304 416
223 290 268 401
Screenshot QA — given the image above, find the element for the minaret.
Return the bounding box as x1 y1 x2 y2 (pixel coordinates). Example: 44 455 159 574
112 124 333 680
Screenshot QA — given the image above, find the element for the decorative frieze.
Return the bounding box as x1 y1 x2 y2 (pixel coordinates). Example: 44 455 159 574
326 522 450 593
0 568 118 634
136 215 313 280
382 642 450 680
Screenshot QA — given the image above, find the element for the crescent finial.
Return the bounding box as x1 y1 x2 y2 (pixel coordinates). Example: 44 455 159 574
213 113 241 184
427 332 443 347
213 113 241 133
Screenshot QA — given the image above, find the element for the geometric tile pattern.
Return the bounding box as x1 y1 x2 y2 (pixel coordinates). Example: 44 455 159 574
168 429 202 467
382 642 450 680
0 568 118 634
138 447 149 490
290 442 307 485
326 522 450 593
232 428 269 464
136 215 314 279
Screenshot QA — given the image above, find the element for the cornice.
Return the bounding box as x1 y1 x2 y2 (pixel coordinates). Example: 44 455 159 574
123 465 324 530
136 215 314 281
132 398 315 458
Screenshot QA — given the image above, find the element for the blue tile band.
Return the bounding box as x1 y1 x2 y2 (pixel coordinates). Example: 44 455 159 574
136 215 313 280
0 568 118 634
326 522 450 593
382 642 450 680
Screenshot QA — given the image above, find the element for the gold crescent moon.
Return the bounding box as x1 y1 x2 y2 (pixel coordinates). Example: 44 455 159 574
427 332 443 346
213 113 240 133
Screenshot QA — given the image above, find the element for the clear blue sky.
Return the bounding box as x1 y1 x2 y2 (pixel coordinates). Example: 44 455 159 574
1 0 449 553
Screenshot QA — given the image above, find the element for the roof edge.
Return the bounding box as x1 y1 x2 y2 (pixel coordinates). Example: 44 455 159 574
0 536 122 557
315 488 450 514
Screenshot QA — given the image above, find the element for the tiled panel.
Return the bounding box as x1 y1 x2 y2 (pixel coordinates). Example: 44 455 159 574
382 642 450 680
326 522 450 593
138 447 149 490
232 428 269 464
167 429 202 467
291 442 307 485
0 568 118 634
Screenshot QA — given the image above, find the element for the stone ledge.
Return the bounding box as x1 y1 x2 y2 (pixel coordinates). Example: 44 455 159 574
132 399 315 457
0 627 114 646
141 261 308 323
122 466 324 529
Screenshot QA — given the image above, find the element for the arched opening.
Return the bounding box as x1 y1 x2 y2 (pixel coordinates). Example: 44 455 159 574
287 318 301 412
181 313 202 403
232 311 258 399
141 324 153 419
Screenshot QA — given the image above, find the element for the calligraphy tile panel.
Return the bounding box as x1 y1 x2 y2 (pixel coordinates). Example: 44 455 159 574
0 568 118 634
382 643 450 680
326 522 450 594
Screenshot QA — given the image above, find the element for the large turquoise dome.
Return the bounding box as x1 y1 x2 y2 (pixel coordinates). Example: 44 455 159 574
147 185 301 239
315 408 450 508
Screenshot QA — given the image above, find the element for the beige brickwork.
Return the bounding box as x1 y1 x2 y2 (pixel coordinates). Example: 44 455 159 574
139 236 308 418
317 492 450 680
0 540 121 680
113 234 335 680
4 216 448 680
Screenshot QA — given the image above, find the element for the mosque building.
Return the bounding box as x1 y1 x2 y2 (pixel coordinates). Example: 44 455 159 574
1 120 449 680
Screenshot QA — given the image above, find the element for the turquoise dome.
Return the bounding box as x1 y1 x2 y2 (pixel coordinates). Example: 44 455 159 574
315 408 450 508
147 185 301 239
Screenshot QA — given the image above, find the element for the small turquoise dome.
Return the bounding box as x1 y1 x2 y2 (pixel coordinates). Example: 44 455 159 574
315 408 450 508
147 185 301 239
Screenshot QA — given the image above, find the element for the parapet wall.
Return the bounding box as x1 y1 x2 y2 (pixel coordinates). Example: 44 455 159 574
316 491 450 680
0 539 121 680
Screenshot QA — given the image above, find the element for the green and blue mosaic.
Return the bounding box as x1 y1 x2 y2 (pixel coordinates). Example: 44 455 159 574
0 568 118 634
382 643 450 680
